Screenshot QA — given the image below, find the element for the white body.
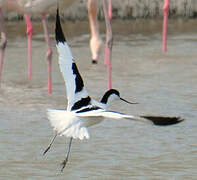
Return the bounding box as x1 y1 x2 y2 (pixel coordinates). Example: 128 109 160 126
47 108 104 140
1 0 75 14
47 107 150 140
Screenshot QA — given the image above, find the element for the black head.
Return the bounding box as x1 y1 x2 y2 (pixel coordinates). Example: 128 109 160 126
100 89 120 104
100 89 137 105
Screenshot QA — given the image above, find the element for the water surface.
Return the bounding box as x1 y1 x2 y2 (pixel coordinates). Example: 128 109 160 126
0 21 196 179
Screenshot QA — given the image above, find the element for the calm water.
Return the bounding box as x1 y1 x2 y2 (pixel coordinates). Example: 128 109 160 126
0 22 197 179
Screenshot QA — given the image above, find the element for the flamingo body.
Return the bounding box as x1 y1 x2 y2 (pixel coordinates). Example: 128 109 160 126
2 0 74 14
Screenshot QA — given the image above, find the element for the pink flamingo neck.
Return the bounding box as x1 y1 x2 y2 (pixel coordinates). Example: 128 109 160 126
88 0 102 62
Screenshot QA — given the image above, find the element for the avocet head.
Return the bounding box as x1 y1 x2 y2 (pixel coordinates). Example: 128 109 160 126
100 89 138 105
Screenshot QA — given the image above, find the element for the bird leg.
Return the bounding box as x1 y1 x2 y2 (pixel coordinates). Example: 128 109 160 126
61 137 73 172
102 0 113 90
42 13 52 94
0 8 7 84
88 0 103 64
43 133 57 155
163 0 169 52
24 14 33 80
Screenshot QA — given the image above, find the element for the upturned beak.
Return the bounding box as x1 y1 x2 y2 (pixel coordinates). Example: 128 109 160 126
120 97 138 104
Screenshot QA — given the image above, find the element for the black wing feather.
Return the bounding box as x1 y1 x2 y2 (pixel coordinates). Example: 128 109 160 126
56 8 66 43
142 116 184 126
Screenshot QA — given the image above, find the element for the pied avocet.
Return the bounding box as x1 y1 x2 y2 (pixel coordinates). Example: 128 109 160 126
44 9 183 172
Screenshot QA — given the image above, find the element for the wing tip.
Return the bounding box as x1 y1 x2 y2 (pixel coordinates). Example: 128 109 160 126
55 8 66 43
142 116 184 126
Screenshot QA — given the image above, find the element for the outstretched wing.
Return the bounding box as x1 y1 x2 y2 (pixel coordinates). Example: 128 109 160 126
55 9 91 111
101 111 184 126
77 110 184 126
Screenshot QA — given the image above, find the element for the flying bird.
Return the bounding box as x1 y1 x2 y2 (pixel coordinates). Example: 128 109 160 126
44 9 183 172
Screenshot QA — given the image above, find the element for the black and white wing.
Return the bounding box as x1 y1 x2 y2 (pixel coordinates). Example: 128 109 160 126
77 110 184 126
100 112 183 126
55 9 91 111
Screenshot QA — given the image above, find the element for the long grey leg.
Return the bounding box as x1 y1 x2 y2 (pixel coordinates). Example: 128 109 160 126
43 133 57 155
61 137 73 172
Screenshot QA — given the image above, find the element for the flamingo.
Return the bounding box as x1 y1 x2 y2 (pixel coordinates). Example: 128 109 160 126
88 0 103 65
163 0 170 52
0 0 113 93
0 0 76 94
88 0 112 90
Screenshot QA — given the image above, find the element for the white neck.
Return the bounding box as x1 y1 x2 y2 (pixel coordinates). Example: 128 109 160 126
91 99 107 110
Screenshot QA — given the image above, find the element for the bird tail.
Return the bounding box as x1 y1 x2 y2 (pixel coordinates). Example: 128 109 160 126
47 109 90 140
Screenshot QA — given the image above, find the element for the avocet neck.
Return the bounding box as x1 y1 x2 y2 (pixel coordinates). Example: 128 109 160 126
100 89 120 105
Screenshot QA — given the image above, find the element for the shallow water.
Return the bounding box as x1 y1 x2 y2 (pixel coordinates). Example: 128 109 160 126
0 21 197 179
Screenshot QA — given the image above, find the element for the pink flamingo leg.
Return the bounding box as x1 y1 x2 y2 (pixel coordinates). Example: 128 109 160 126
103 0 113 90
42 13 52 94
88 0 103 63
0 8 7 84
163 0 170 52
24 14 33 80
